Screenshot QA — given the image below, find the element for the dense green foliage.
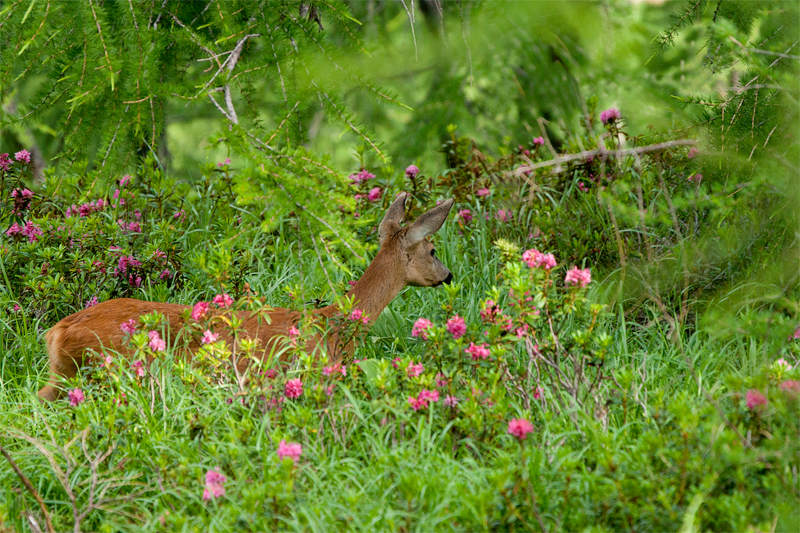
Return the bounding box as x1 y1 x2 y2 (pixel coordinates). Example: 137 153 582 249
1 1 799 531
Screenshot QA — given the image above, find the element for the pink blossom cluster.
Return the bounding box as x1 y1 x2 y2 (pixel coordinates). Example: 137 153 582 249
565 266 592 288
349 308 370 324
522 248 557 269
10 188 33 214
277 440 302 463
0 153 11 171
213 293 233 308
508 418 534 440
457 209 473 223
600 108 621 125
118 219 141 233
148 331 166 352
687 147 699 159
120 319 138 335
114 255 141 277
687 173 702 184
367 187 382 202
349 169 375 184
192 302 210 321
496 209 512 223
202 468 227 500
323 363 346 377
435 373 448 387
465 342 491 361
405 165 420 179
284 378 303 399
201 330 219 345
533 136 545 146
476 188 490 197
132 360 146 377
5 221 43 242
288 326 300 346
85 296 99 308
217 158 232 167
443 395 459 408
746 389 768 410
14 149 31 164
780 380 800 395
411 318 432 340
446 315 466 339
68 388 85 407
480 300 500 323
407 362 424 378
408 389 439 411
66 199 105 218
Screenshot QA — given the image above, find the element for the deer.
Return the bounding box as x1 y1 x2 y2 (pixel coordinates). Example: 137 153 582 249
38 192 454 401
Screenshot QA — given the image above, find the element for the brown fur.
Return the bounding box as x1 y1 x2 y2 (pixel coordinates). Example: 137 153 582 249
38 193 454 401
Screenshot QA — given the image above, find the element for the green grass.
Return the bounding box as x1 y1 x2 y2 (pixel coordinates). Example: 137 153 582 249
1 211 797 532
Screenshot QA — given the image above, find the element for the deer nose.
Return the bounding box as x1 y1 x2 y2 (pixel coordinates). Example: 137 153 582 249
443 272 453 285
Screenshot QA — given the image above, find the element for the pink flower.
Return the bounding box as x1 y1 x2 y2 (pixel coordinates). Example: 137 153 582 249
5 223 22 237
508 418 534 440
746 389 768 410
794 327 800 340
21 221 43 242
288 326 300 338
119 175 132 187
202 468 227 501
774 358 791 371
349 169 375 184
407 362 424 378
174 209 186 220
367 187 382 202
532 136 544 146
533 387 543 400
68 388 85 407
446 315 467 339
192 301 210 321
457 209 473 223
411 318 432 340
779 380 800 396
323 363 346 377
522 249 557 270
12 304 21 312
407 395 426 411
496 209 512 223
465 342 491 361
443 395 459 408
201 330 219 345
0 153 11 171
148 331 166 352
277 440 303 463
85 296 99 308
481 300 500 322
349 308 368 323
435 373 448 388
476 188 491 197
120 319 137 335
405 164 420 179
565 266 592 288
600 108 621 125
687 147 699 159
132 360 146 377
212 294 233 308
419 389 439 403
285 378 303 399
14 149 31 164
688 173 703 184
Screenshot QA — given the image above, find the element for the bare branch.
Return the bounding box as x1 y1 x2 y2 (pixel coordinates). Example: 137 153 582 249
0 444 55 533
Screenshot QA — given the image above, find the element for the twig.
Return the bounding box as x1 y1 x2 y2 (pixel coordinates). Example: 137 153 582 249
509 139 697 180
0 444 55 533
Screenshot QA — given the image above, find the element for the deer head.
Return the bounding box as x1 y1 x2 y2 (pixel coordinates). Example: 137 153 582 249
377 192 454 287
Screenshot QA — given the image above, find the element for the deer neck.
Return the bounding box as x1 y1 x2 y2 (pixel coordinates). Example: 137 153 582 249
331 247 405 324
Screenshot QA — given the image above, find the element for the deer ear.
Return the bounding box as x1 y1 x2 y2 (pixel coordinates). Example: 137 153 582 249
404 198 454 245
379 192 408 245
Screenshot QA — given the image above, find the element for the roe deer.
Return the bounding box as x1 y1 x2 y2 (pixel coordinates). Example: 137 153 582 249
38 192 454 401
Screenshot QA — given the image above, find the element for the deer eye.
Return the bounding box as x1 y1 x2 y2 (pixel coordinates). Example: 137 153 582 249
430 249 436 256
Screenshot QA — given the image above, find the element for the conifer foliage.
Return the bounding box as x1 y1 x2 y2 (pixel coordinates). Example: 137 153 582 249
0 1 391 256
